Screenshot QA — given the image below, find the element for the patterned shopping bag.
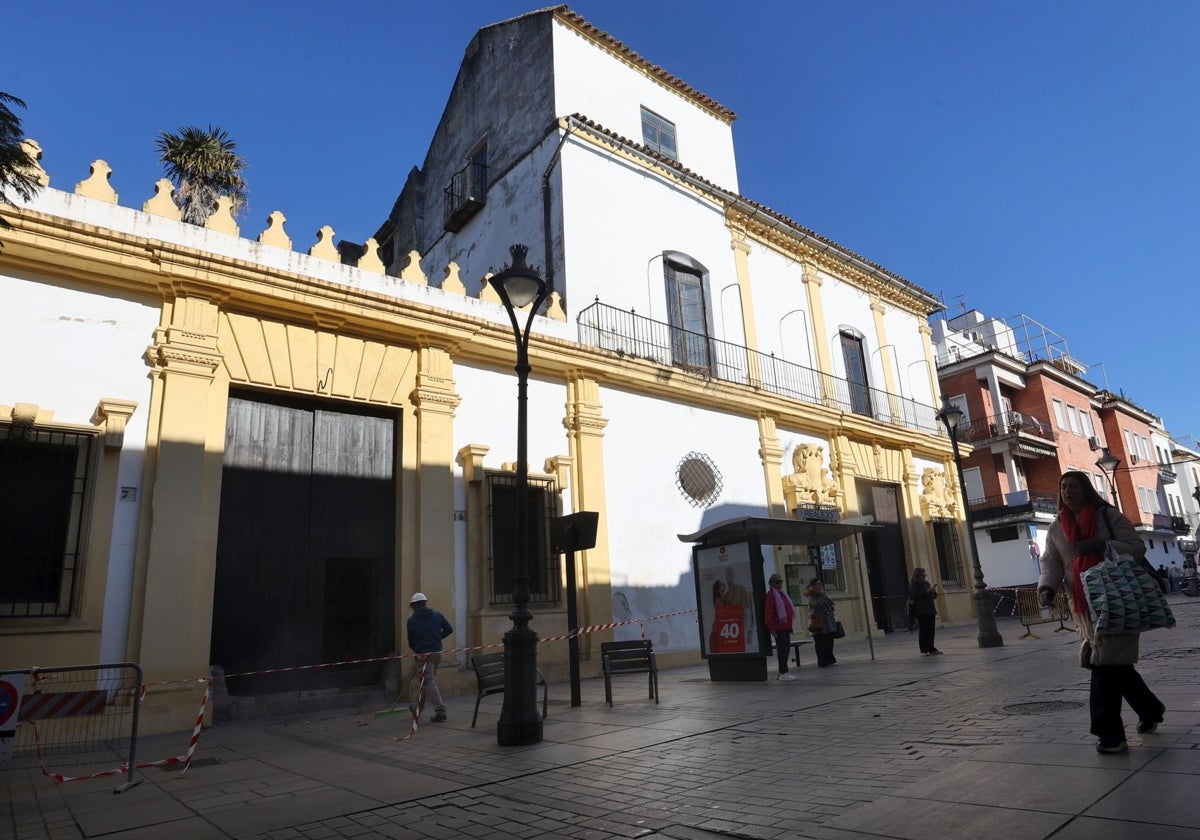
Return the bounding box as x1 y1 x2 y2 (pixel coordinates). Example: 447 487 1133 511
1081 544 1175 635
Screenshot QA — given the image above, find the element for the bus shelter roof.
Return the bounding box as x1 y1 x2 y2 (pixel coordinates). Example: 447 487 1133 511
678 516 878 547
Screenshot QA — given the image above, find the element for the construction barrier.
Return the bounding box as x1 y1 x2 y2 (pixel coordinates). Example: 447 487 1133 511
0 662 144 793
1015 589 1074 639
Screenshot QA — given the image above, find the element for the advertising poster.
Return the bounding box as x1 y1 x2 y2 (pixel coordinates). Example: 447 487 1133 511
697 542 761 656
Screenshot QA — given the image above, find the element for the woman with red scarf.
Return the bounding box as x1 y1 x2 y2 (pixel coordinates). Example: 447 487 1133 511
1037 471 1165 754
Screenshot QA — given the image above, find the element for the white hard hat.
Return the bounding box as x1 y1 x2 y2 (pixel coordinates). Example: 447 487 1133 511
410 592 428 605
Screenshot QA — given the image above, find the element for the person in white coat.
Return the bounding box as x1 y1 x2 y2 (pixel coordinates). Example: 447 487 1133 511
1038 471 1165 754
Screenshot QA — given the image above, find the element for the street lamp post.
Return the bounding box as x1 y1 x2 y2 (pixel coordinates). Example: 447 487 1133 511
936 397 1004 648
1096 447 1121 512
489 244 551 746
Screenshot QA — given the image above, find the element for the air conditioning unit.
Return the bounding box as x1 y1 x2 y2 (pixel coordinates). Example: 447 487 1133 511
1088 436 1102 451
1130 453 1140 465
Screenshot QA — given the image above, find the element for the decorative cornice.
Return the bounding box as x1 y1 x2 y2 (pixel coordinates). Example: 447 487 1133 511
456 444 490 483
91 398 138 450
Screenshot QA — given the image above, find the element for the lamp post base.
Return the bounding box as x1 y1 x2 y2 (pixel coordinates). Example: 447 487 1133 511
497 623 544 746
973 588 1004 648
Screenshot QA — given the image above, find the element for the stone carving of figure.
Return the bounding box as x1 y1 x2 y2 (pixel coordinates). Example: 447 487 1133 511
783 443 840 508
919 468 956 518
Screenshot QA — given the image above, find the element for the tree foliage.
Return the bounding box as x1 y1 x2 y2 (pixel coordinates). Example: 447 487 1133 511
0 91 43 242
154 125 248 225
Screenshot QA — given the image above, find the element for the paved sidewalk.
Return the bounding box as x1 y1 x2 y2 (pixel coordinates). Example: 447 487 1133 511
4 596 1198 840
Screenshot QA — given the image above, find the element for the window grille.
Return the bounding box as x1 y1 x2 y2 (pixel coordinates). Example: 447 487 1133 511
0 423 94 617
932 521 967 587
486 473 559 606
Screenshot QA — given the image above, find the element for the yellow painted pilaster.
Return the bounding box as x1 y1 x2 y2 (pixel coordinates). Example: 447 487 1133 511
757 414 787 517
802 261 831 374
133 288 228 718
729 229 763 386
564 374 610 656
410 344 462 623
919 322 940 401
871 296 900 422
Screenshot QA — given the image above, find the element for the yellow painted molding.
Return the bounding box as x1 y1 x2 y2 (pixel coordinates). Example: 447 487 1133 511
91 398 139 449
75 160 117 203
456 444 491 483
545 455 574 490
21 139 50 187
142 179 181 220
205 196 240 235
399 251 428 285
441 262 466 295
478 271 501 305
257 211 292 250
357 238 386 274
308 225 339 261
546 290 566 322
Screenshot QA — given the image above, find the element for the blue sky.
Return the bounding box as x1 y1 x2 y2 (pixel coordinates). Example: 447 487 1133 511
7 1 1198 441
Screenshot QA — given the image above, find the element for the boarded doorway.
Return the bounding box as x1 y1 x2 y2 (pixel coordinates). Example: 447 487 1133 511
211 392 396 696
856 481 909 632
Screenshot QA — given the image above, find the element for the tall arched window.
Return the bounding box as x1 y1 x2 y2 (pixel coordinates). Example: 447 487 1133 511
839 330 873 417
664 256 710 372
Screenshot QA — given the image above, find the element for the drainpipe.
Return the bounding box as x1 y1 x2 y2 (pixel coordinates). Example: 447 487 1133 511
541 120 581 295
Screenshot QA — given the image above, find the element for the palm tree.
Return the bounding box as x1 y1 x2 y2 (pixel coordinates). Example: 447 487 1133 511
154 125 248 225
0 91 42 245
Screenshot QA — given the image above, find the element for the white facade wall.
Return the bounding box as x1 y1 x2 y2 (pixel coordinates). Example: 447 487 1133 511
0 267 158 661
817 274 879 381
559 140 734 330
600 385 767 652
552 21 739 190
881 307 936 407
743 243 815 366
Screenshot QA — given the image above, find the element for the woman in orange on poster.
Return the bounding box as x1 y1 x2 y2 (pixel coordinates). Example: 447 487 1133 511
709 579 746 653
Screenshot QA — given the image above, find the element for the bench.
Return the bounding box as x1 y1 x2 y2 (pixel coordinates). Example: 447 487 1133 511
600 639 658 706
470 652 548 728
788 639 812 668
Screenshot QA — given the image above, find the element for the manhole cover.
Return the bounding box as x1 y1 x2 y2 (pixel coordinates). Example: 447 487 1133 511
1003 701 1084 715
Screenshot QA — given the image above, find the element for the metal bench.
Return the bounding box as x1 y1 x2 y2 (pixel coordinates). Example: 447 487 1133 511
788 639 812 668
600 639 658 706
469 652 547 728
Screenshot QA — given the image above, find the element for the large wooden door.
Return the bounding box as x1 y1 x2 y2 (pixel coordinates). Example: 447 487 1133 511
211 393 396 695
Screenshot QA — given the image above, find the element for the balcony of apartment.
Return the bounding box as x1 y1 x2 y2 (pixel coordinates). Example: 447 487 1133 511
577 301 940 435
967 489 1059 523
1152 513 1191 535
1158 462 1177 483
950 410 1057 459
443 160 488 233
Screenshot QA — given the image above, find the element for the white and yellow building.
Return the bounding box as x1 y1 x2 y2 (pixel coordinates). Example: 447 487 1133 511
1 6 979 732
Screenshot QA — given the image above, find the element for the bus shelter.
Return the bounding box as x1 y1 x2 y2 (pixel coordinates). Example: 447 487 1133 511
680 516 878 681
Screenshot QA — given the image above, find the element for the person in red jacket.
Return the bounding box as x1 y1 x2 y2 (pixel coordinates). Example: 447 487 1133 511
764 572 797 681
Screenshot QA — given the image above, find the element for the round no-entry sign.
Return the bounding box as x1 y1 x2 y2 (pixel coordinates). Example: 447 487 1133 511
0 676 26 732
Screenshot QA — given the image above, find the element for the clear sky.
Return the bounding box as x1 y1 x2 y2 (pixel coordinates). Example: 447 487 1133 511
6 1 1198 442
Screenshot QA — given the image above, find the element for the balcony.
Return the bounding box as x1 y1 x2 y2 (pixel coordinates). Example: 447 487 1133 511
1171 515 1190 535
1159 462 1177 483
443 160 488 233
577 301 940 435
968 489 1058 522
950 411 1057 458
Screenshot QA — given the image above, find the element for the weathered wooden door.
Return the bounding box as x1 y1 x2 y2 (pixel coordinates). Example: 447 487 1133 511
211 393 396 695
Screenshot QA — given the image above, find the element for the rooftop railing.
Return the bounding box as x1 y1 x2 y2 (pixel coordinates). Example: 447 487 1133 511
577 300 940 435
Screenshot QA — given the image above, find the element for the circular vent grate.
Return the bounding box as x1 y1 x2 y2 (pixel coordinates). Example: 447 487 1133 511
676 452 723 508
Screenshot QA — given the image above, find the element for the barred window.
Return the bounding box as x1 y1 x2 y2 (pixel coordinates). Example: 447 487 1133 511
486 473 559 605
0 423 94 617
932 521 967 587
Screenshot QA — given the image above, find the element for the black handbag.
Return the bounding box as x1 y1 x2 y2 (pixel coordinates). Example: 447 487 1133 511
831 621 845 639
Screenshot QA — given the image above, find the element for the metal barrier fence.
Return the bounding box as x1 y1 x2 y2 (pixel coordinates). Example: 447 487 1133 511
1015 590 1074 639
0 662 143 793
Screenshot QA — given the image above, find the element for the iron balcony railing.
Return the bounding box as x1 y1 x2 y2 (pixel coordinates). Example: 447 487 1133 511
443 160 488 232
950 411 1056 446
967 489 1058 521
577 300 940 435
